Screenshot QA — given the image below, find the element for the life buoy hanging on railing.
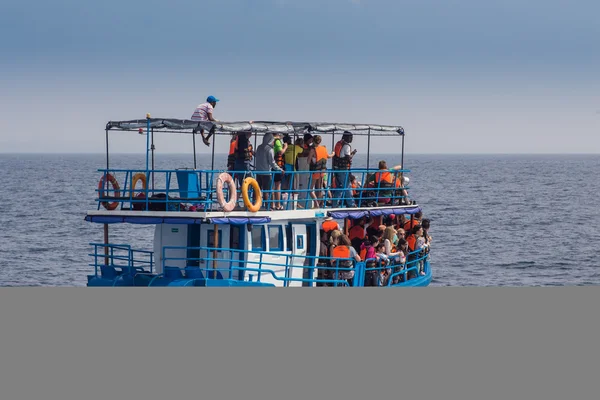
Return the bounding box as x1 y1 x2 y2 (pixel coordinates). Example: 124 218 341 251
242 177 262 213
98 173 121 210
216 172 237 212
131 173 147 195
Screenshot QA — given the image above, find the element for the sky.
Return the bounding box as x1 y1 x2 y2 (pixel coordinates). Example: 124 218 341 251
1 0 599 154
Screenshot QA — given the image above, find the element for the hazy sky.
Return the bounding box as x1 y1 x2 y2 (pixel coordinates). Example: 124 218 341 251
1 0 598 154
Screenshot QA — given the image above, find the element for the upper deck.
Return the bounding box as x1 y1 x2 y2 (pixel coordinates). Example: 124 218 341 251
89 118 415 223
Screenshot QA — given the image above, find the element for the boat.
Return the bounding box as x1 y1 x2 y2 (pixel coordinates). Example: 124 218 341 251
85 116 432 287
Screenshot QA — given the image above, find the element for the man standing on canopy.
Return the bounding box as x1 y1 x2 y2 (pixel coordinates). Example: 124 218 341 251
190 95 220 146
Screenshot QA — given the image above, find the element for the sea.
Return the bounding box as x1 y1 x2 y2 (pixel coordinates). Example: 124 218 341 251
1 153 599 286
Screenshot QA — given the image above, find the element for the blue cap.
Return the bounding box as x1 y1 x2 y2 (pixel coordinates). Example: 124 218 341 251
206 95 219 103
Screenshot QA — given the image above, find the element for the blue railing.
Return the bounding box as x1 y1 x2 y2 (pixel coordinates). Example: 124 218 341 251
95 167 412 212
361 248 430 286
88 242 430 287
88 243 154 276
162 245 361 287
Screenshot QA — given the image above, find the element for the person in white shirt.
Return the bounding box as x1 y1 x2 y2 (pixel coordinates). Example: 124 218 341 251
190 95 220 146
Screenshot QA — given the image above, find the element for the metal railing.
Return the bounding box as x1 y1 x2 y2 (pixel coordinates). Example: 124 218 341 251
95 167 412 212
88 243 154 276
88 242 430 287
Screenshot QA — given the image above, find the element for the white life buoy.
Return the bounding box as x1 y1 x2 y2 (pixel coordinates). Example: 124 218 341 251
216 172 237 212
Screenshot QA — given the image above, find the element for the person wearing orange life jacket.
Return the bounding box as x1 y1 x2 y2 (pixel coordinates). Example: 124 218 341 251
321 216 340 234
348 216 373 253
229 131 253 188
331 234 361 286
308 135 334 208
332 131 358 208
403 211 422 232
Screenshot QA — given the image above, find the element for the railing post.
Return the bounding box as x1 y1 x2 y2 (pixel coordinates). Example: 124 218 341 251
103 225 109 267
212 225 218 279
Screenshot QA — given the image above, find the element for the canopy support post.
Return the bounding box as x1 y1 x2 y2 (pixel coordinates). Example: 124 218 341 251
367 127 371 170
193 131 197 169
145 115 151 210
151 128 155 191
401 134 405 173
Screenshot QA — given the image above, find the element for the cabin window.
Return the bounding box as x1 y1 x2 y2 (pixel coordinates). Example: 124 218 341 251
230 226 240 249
286 225 292 251
207 229 223 250
251 225 264 250
296 236 304 250
268 226 283 251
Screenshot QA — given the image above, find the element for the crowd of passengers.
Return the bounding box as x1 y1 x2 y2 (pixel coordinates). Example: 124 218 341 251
316 211 431 287
224 129 412 210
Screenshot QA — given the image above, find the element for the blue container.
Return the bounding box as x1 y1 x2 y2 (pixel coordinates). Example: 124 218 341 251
176 169 200 199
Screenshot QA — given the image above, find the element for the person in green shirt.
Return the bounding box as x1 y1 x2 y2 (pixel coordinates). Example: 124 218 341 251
282 136 304 207
271 133 288 210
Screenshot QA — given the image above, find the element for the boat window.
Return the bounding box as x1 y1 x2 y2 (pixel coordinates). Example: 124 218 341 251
207 229 223 249
251 225 264 250
286 225 292 251
230 226 240 249
268 226 283 251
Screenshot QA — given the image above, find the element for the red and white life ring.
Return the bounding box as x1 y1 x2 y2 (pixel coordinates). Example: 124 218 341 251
98 173 121 210
216 172 237 212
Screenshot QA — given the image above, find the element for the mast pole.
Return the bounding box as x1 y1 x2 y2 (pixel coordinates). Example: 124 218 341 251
104 127 110 267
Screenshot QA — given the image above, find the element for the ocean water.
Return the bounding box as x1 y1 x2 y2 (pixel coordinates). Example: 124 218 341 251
0 153 599 286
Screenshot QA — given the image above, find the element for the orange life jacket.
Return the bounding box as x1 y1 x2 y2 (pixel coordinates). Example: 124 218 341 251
332 245 350 259
322 220 338 233
350 181 358 196
404 219 419 232
274 138 285 168
332 140 351 169
228 136 253 165
407 235 416 252
227 137 238 167
374 171 394 185
310 145 328 171
348 225 366 241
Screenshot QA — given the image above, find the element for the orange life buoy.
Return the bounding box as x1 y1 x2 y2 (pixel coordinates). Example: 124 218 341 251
98 173 120 210
242 177 262 212
216 172 237 212
131 172 147 196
